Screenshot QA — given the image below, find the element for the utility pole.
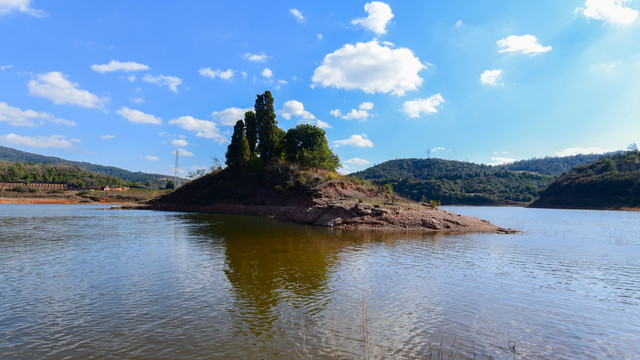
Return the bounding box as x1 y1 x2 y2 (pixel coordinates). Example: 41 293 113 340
426 148 431 159
174 150 180 188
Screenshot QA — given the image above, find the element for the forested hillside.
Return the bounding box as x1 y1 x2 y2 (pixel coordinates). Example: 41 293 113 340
529 151 640 209
500 153 609 176
0 161 126 188
0 146 172 188
353 158 553 205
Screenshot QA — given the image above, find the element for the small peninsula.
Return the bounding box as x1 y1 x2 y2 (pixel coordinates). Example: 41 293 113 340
134 91 516 234
529 150 640 210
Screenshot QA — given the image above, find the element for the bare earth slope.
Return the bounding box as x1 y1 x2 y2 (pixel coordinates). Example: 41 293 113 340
132 162 517 233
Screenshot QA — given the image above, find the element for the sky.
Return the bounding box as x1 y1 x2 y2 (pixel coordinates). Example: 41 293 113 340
1 0 640 175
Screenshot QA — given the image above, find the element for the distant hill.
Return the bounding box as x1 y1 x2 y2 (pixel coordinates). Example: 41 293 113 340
500 153 610 176
0 146 173 188
352 158 553 205
529 151 640 209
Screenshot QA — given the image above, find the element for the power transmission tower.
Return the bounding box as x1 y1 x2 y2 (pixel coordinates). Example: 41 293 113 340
426 148 431 159
174 150 180 188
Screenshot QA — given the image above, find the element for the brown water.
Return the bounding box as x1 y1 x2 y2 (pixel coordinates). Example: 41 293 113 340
0 204 638 359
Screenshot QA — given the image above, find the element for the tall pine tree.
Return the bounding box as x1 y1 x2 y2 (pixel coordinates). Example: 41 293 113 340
225 120 250 167
244 110 257 159
255 91 278 160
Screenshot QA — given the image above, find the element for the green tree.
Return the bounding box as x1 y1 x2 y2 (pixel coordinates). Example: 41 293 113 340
282 124 340 172
244 111 257 159
225 120 251 167
255 91 278 160
165 180 175 190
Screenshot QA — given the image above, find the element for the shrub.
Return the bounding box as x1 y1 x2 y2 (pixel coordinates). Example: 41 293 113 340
28 187 40 193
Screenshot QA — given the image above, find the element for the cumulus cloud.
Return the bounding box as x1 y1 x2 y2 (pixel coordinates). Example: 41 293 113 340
171 139 189 147
91 60 150 73
211 107 252 126
169 116 227 143
488 157 517 166
0 102 74 127
0 0 45 17
556 146 610 156
176 148 194 157
28 72 107 109
401 94 445 118
262 68 273 78
143 155 159 162
278 100 316 120
243 52 269 62
117 107 161 125
142 74 182 93
480 69 503 86
0 133 76 148
331 102 374 121
289 8 305 23
351 1 394 35
344 157 372 166
314 120 332 129
199 67 236 81
312 40 425 96
333 134 374 148
578 0 638 25
497 35 552 56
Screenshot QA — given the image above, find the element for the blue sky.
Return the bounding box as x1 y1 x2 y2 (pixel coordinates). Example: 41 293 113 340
1 0 639 175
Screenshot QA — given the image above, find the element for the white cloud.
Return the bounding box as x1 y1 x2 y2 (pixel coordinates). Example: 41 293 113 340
171 139 189 147
241 71 248 79
176 148 194 157
489 157 517 165
0 64 14 71
278 100 316 120
456 20 463 27
0 101 73 127
143 155 159 162
0 0 45 17
344 157 372 166
243 52 269 62
333 134 374 148
91 60 150 74
314 120 332 129
0 133 75 148
497 35 552 56
312 40 425 96
432 147 448 152
117 107 162 125
211 107 252 126
289 8 305 23
556 146 610 156
317 33 323 41
169 116 227 143
480 69 503 86
199 67 236 81
28 71 107 109
590 60 622 73
579 0 638 25
100 135 115 140
331 102 374 121
401 94 445 118
142 74 182 93
351 1 394 35
262 68 273 78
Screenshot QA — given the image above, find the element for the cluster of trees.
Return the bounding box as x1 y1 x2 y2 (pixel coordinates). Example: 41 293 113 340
500 153 610 176
0 161 128 188
225 91 340 172
353 158 554 205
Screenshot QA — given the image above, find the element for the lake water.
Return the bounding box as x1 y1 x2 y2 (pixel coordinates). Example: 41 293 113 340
0 205 638 359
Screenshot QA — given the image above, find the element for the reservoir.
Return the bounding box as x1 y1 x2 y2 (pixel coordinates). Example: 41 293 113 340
1 205 638 359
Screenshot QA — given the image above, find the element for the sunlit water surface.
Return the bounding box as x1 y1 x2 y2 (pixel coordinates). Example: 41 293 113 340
0 204 638 359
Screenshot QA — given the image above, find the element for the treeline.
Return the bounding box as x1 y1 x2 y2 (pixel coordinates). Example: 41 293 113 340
530 151 640 209
500 153 610 176
0 145 172 188
0 161 128 189
225 91 340 172
353 158 553 205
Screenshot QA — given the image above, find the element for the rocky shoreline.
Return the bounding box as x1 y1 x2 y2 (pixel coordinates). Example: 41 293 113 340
127 181 518 234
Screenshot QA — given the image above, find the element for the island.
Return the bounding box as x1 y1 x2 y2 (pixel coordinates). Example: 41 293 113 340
130 91 517 234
